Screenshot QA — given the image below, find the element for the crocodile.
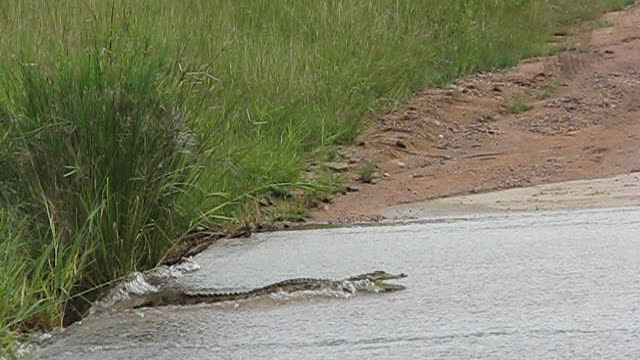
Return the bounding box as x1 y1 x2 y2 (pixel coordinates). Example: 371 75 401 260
131 270 407 309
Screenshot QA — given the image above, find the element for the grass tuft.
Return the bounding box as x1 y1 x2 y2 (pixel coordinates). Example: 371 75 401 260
358 162 378 184
0 41 206 350
506 97 534 114
534 82 562 99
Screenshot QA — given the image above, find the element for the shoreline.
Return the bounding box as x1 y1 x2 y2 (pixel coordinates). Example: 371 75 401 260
310 3 640 224
383 172 640 219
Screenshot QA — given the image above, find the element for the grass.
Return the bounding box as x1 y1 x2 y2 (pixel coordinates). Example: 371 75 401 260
0 0 636 355
534 82 562 99
590 18 616 29
265 199 308 225
506 97 534 114
0 44 205 353
358 162 379 184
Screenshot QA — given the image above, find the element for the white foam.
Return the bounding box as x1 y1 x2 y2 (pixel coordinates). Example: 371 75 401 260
89 259 201 314
89 272 158 314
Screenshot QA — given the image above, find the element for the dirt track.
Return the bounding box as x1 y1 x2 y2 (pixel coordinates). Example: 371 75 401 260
311 4 640 223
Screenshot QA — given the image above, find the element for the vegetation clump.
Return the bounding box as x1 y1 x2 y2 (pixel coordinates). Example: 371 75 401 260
359 162 379 184
506 97 534 114
534 82 562 99
0 44 205 349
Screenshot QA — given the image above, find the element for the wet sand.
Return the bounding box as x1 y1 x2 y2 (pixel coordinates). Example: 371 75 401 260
385 172 640 218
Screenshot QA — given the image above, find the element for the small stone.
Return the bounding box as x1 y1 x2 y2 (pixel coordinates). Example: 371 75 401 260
346 185 361 192
324 162 349 172
395 140 408 149
404 110 418 118
383 172 391 178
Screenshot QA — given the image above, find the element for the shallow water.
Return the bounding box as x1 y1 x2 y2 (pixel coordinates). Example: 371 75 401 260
34 207 640 359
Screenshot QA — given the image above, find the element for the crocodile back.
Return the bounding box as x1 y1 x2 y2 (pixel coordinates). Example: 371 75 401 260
264 277 333 287
130 271 405 309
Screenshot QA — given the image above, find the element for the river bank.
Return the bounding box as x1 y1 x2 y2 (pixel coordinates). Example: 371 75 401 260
311 2 640 224
385 173 640 218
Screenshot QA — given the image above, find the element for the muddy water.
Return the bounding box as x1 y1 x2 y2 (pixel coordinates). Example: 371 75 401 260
34 207 640 359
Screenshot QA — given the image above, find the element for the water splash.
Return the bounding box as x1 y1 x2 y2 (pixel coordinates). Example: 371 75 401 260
89 259 201 314
351 279 385 293
266 279 385 302
269 287 355 301
89 272 158 314
4 330 60 360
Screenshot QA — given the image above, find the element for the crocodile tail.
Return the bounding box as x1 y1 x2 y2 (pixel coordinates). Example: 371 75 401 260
183 290 253 304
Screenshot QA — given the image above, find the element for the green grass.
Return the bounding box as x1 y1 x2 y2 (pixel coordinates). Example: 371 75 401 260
0 0 636 354
0 208 89 355
534 82 562 99
0 43 206 354
358 162 379 184
590 18 616 29
506 97 534 114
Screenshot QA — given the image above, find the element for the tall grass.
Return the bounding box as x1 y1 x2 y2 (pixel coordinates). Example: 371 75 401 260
0 0 635 354
0 41 207 351
0 209 86 354
0 42 205 279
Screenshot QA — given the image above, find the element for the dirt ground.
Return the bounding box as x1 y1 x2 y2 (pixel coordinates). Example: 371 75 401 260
311 3 640 223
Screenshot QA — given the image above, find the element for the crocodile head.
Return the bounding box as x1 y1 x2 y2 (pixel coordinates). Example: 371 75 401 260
348 270 408 292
